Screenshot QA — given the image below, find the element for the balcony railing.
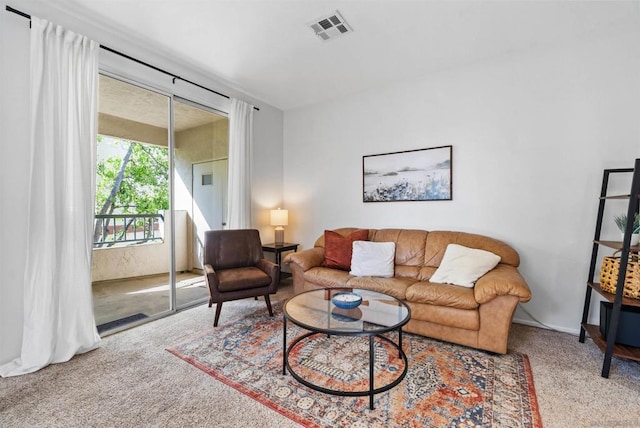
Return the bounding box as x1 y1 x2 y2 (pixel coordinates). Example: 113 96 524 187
94 213 164 248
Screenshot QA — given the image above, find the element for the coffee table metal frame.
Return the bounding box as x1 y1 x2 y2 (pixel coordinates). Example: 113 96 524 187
282 288 411 410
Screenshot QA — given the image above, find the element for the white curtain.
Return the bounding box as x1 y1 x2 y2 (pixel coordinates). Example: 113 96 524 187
226 98 255 229
0 17 101 377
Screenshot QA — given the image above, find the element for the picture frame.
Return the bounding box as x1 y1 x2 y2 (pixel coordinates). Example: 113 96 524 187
363 145 452 202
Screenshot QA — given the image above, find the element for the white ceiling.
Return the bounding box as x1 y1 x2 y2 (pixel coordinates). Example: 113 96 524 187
48 1 640 110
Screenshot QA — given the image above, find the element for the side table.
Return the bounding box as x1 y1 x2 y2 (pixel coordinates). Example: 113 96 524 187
262 242 299 280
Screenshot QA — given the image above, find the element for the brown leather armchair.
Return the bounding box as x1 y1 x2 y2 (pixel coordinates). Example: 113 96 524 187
204 229 280 326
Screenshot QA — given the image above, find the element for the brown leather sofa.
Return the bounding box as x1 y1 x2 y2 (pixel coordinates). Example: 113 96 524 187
283 228 532 354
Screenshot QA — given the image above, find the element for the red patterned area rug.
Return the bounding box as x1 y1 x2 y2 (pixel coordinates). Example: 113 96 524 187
167 305 542 428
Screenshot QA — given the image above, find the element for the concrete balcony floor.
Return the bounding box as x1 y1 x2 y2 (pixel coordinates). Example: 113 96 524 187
92 271 209 329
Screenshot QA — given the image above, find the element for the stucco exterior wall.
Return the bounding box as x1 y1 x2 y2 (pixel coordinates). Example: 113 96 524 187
174 119 229 269
91 210 188 282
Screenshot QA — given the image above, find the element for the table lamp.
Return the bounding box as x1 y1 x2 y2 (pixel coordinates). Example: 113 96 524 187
270 208 288 245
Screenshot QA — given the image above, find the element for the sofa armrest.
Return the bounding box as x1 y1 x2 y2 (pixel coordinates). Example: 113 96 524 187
474 264 532 304
283 247 325 272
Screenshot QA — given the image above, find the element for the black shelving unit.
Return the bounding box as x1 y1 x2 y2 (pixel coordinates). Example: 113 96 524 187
579 159 640 378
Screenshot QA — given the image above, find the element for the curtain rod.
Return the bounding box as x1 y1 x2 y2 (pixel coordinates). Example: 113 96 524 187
5 5 260 111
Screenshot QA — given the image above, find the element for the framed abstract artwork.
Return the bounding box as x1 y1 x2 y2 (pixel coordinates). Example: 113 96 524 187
363 145 452 202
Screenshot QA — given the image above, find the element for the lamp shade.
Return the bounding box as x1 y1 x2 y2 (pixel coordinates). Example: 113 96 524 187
270 209 288 226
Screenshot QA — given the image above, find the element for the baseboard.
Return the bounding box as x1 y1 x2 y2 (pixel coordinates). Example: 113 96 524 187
512 317 580 336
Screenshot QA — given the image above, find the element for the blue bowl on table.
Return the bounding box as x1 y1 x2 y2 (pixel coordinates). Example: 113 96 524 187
331 292 363 309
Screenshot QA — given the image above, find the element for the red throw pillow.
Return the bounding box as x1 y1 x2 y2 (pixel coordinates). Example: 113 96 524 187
322 229 369 271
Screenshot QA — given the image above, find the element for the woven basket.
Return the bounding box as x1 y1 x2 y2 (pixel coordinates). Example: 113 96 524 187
599 250 640 299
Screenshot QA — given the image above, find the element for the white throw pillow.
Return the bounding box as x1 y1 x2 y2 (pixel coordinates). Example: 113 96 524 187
430 244 501 287
349 241 396 277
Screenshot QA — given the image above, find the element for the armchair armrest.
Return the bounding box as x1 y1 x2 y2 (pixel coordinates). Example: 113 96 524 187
474 264 532 304
204 263 219 289
257 258 280 281
283 247 325 272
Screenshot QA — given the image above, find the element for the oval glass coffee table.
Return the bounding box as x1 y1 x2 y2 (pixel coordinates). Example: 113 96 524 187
282 288 411 410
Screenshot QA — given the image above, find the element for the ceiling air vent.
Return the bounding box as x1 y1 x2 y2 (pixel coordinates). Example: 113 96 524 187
308 11 353 42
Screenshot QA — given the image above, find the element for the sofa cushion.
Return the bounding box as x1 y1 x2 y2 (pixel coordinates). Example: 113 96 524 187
346 276 415 300
395 265 422 279
322 229 369 271
216 267 273 292
372 229 428 267
417 266 437 281
406 302 480 331
424 231 520 268
350 241 395 277
304 266 352 288
429 244 501 287
405 281 479 310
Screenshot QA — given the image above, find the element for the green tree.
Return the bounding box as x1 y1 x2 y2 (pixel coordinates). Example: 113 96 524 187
94 137 169 246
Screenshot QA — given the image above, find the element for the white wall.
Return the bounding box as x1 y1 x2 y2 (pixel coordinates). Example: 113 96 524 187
284 23 640 333
0 0 284 364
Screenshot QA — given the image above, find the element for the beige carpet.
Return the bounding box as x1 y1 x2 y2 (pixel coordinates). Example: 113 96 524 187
1 280 639 427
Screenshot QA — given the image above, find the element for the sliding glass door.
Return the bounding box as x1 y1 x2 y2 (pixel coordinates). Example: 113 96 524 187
92 74 172 333
173 98 229 308
92 75 230 333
